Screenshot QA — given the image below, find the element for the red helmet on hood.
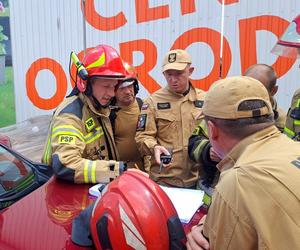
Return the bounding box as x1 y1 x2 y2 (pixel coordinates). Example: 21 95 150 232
90 171 186 250
77 45 127 92
271 14 300 59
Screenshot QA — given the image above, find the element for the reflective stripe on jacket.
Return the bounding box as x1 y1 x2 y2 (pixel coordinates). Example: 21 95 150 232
284 88 300 139
42 93 120 184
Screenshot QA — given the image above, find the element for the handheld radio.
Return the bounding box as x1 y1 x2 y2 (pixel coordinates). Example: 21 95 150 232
71 52 88 80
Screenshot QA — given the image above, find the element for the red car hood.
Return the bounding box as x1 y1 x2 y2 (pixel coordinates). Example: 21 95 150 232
0 177 94 250
0 176 205 250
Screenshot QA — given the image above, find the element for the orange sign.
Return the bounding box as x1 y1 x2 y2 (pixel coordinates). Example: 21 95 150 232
24 1 296 110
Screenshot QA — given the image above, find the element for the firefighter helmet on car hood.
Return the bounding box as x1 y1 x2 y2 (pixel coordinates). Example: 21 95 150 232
90 171 186 250
72 171 186 250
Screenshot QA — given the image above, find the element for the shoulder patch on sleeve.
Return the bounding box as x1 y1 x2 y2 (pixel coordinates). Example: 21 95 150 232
141 103 149 110
136 114 147 131
290 156 300 169
58 135 76 144
85 117 96 132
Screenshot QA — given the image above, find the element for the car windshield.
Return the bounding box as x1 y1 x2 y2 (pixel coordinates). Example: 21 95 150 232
0 146 33 195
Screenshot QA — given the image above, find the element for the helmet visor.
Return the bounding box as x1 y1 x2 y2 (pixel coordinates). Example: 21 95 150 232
271 19 300 58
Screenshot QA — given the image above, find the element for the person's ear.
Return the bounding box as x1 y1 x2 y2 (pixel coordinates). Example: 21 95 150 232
188 66 194 76
270 85 278 96
207 120 218 140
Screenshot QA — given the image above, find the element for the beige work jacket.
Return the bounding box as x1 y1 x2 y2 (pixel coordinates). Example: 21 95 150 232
114 99 143 169
272 98 286 132
284 88 300 139
42 93 121 184
135 84 205 187
203 126 300 249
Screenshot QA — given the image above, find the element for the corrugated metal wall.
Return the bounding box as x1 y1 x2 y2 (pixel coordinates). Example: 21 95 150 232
9 0 300 122
10 0 84 121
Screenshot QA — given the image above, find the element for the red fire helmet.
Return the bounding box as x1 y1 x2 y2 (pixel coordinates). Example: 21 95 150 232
271 14 300 58
90 171 186 250
117 61 139 95
123 61 138 79
77 45 127 92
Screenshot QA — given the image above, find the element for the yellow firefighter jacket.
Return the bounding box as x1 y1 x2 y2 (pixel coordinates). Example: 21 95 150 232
188 119 220 188
135 84 205 188
42 93 122 184
284 88 300 139
203 126 300 249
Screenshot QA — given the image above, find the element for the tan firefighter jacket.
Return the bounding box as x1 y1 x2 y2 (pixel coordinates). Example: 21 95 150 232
135 84 206 188
42 93 122 184
284 88 300 139
113 98 143 169
272 97 286 132
203 126 300 249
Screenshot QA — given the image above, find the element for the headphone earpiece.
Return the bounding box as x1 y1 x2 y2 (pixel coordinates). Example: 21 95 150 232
134 80 139 95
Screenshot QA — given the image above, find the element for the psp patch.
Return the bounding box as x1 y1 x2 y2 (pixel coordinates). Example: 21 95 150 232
136 114 147 131
157 102 171 110
58 135 76 144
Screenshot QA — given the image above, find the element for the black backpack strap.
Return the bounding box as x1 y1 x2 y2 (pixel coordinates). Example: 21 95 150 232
136 97 143 110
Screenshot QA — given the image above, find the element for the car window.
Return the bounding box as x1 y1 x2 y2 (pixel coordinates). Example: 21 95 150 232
0 146 33 195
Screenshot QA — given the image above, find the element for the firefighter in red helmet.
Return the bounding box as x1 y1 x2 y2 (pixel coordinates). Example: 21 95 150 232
42 45 129 184
272 14 300 140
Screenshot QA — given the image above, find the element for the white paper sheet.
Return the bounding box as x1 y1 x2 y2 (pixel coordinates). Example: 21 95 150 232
160 186 204 224
88 183 204 224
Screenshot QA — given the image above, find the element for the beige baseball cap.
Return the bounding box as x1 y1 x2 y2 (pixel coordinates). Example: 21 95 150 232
203 76 273 119
162 49 192 72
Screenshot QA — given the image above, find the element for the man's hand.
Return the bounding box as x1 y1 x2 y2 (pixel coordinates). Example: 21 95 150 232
209 147 221 163
186 215 210 250
153 145 172 167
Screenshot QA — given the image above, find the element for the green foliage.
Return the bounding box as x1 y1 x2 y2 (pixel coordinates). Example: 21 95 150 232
0 66 15 127
0 7 9 17
0 25 7 55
